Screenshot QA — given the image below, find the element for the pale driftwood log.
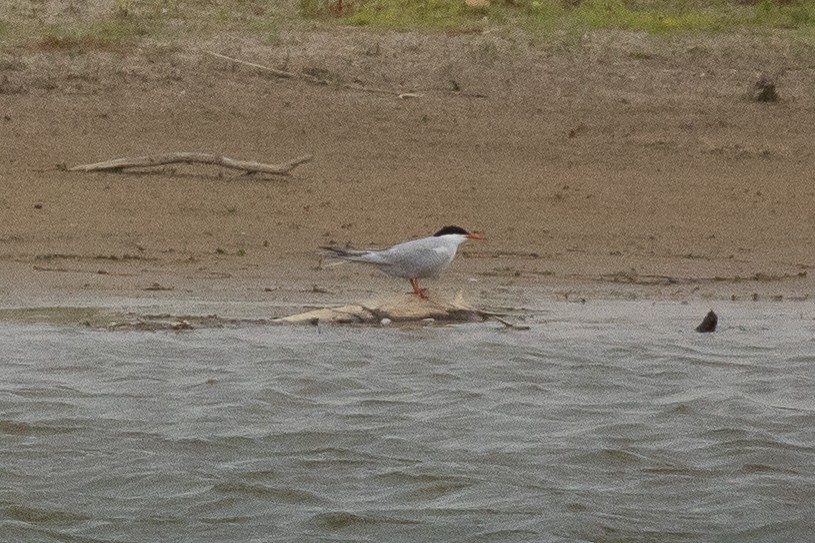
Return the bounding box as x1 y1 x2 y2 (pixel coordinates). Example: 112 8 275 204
69 153 313 176
272 292 529 328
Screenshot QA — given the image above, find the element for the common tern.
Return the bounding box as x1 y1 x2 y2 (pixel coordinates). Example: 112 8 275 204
321 225 483 298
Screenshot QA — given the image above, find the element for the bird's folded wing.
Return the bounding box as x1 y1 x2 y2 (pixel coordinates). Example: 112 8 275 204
377 246 452 276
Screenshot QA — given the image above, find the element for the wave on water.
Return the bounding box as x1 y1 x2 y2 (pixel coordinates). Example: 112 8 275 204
2 302 815 541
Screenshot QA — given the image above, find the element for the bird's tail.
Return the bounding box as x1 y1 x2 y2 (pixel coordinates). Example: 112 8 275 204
320 246 371 260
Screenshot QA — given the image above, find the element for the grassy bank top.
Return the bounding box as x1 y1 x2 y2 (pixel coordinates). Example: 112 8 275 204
315 0 815 33
1 0 814 53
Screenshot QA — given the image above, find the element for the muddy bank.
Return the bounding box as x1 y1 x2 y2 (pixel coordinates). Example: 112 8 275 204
1 27 814 311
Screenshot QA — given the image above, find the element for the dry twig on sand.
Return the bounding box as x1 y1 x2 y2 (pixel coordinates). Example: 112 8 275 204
205 51 296 79
204 51 422 98
69 153 313 176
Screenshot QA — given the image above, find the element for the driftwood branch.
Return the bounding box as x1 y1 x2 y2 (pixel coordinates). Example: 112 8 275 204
69 153 313 176
204 51 422 99
205 51 295 79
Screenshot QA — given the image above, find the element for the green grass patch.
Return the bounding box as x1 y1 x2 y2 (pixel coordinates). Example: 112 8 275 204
5 0 814 54
544 0 815 33
3 0 293 51
345 0 483 30
299 0 815 33
563 1 721 33
299 0 331 18
300 0 491 30
247 14 284 45
35 17 154 52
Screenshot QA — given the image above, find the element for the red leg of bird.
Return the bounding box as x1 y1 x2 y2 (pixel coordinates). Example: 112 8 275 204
410 278 428 299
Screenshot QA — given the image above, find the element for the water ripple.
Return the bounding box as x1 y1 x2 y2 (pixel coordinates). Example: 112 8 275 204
2 302 815 541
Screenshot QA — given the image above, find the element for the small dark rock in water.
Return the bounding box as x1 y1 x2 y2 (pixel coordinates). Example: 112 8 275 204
753 74 778 103
696 310 718 333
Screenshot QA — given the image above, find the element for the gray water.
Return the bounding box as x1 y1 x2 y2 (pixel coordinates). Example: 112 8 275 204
2 301 815 542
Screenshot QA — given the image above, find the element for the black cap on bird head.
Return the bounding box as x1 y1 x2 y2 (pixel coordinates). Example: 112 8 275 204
433 225 471 237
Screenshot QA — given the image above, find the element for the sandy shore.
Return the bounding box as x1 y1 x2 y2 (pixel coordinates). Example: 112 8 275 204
2 27 814 320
